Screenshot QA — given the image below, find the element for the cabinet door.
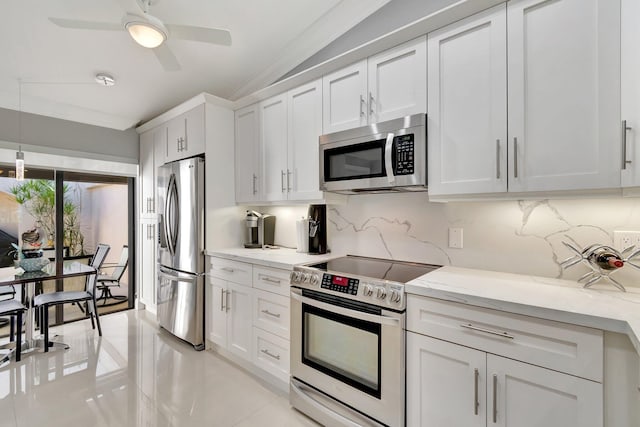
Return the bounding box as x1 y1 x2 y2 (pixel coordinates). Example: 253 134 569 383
139 219 157 313
407 332 486 427
226 281 253 361
621 0 640 187
427 5 507 196
368 36 427 123
208 277 227 347
139 130 155 216
507 0 621 192
287 79 323 200
488 355 602 427
260 94 288 202
235 104 261 203
166 104 205 162
322 60 367 133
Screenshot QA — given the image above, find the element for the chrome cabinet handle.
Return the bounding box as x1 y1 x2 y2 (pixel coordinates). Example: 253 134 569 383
513 137 519 178
474 368 479 415
369 92 374 116
261 348 280 360
226 289 230 312
622 120 633 170
261 309 281 318
287 169 292 192
177 137 182 152
496 139 501 179
220 288 226 311
252 174 257 195
460 323 514 339
281 170 286 192
220 267 234 273
260 275 281 284
359 95 365 117
492 374 498 423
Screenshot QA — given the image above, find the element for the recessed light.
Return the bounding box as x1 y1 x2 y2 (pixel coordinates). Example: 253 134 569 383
95 73 116 87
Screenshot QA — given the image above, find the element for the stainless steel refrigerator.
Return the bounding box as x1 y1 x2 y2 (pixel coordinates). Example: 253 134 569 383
157 156 205 350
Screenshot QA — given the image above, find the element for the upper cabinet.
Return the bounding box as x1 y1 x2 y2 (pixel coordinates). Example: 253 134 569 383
139 125 167 217
428 0 622 197
622 0 640 187
165 104 206 163
235 104 262 204
260 94 289 202
322 36 427 134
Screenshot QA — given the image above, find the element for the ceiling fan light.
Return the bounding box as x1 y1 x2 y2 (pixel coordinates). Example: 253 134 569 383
126 22 166 48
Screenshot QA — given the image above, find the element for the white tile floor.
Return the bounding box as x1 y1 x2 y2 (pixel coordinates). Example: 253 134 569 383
0 310 320 427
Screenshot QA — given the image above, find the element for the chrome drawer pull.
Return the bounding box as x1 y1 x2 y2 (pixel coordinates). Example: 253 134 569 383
260 275 281 284
217 267 234 273
474 368 479 415
261 309 281 318
460 323 514 339
492 374 498 423
261 349 280 360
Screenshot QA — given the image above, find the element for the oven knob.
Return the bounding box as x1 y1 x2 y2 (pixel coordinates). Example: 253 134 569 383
302 273 311 283
390 289 402 303
376 286 387 299
290 271 300 283
363 284 374 296
310 274 319 286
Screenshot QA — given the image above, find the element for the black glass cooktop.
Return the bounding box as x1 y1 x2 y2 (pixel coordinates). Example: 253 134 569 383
307 255 440 284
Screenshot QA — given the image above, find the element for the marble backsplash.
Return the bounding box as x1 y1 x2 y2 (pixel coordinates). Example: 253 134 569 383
250 194 640 288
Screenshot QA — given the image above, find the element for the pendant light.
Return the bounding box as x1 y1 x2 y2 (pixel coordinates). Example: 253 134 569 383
16 80 24 181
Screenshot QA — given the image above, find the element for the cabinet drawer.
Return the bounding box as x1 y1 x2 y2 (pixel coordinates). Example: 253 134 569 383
253 289 290 340
208 257 252 286
253 265 291 296
253 327 290 383
407 296 603 382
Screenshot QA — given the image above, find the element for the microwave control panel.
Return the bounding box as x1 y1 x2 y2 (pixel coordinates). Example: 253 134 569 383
394 134 414 175
321 274 359 295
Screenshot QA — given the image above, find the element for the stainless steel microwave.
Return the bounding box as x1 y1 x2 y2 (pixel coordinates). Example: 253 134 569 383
319 114 427 194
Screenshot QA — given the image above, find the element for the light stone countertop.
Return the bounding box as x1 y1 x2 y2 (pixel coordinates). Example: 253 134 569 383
204 247 343 270
407 266 640 356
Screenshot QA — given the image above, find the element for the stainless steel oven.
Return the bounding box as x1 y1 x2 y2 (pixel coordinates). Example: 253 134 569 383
319 114 427 194
290 256 440 427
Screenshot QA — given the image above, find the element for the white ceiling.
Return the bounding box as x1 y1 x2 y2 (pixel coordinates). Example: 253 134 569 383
0 0 389 130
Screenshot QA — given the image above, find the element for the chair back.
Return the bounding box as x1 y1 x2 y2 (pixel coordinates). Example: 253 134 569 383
109 245 129 281
87 244 110 294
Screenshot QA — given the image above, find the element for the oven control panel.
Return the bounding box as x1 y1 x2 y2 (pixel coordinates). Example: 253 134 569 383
321 274 359 295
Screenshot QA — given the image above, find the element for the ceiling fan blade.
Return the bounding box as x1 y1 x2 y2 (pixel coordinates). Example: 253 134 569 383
165 24 231 46
153 44 181 72
49 17 122 31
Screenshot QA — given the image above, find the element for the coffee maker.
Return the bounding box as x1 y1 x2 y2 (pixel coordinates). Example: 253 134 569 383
244 210 276 248
307 204 327 254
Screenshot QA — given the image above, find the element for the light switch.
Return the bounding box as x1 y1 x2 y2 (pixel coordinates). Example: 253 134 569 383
449 228 463 249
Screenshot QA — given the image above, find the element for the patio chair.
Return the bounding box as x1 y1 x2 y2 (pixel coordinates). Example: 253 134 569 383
0 298 26 363
96 245 128 306
33 243 110 352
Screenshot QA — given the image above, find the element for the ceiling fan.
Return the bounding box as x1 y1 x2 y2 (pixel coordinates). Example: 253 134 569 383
48 0 232 71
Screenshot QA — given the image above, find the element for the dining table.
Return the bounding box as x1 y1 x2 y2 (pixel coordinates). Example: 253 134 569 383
0 260 96 362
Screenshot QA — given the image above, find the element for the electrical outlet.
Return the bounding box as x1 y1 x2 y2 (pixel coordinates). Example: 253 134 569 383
449 228 463 249
613 231 640 250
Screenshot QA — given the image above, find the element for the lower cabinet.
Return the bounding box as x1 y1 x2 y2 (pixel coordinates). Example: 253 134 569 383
407 333 603 427
208 276 253 362
138 218 157 313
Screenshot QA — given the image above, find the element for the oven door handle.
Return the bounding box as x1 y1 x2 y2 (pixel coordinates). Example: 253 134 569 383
291 289 400 326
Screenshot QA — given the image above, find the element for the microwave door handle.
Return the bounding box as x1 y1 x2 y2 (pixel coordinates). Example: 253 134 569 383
290 288 400 326
385 132 395 184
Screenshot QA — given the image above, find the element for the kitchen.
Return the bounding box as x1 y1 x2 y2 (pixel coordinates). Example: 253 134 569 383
1 0 640 425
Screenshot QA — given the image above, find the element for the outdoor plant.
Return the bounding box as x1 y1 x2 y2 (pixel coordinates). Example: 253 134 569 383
9 179 85 256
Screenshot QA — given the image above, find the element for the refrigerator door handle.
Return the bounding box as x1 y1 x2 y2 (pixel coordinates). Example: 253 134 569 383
165 173 180 256
158 266 201 281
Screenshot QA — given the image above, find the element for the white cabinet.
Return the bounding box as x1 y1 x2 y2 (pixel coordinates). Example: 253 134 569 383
208 276 253 362
407 333 603 427
165 104 205 163
323 36 426 133
621 0 640 187
138 218 156 313
259 94 288 202
235 104 262 203
428 0 622 197
287 80 323 200
406 295 604 427
139 126 166 216
427 5 508 196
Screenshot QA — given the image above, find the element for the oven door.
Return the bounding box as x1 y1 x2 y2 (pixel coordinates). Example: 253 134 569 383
290 287 404 427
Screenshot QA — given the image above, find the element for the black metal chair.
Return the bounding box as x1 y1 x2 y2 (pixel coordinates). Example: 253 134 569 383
33 243 110 352
0 298 26 363
96 245 128 306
